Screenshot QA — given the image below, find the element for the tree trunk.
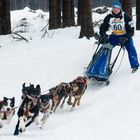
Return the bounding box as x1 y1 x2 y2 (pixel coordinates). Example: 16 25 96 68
136 0 140 30
0 0 11 35
49 0 61 29
77 0 83 26
29 0 39 10
120 0 132 17
62 0 72 27
56 0 61 28
70 0 75 26
79 0 94 39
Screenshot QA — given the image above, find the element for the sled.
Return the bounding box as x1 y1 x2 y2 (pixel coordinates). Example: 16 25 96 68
85 43 113 85
85 41 125 85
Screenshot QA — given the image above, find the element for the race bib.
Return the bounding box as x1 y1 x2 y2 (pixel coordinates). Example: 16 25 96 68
110 15 126 35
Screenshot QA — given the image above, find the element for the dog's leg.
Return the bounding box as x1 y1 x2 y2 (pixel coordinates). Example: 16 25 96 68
25 117 34 127
19 116 26 132
53 101 60 113
6 110 15 125
60 97 66 108
50 100 55 114
77 96 82 106
35 115 39 125
0 119 3 128
71 98 78 111
67 95 72 105
13 120 20 135
54 97 62 112
77 89 86 106
39 112 49 129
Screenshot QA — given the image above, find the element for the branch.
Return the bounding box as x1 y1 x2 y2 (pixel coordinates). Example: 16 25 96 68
12 32 29 42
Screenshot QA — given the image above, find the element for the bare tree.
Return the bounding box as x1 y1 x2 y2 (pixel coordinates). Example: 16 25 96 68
0 0 11 35
49 0 61 29
79 0 94 39
136 0 140 30
120 0 132 17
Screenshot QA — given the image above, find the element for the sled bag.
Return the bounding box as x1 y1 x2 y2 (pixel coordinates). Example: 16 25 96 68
86 43 113 81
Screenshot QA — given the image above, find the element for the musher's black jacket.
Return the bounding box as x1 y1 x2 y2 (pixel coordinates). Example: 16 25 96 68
99 11 134 38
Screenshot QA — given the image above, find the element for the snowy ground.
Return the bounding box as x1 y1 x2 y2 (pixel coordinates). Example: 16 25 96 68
0 7 140 140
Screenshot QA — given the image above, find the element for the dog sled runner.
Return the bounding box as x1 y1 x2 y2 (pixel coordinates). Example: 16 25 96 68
85 43 114 85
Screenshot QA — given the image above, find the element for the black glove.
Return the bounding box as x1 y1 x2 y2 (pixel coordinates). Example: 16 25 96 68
119 37 128 46
99 35 108 44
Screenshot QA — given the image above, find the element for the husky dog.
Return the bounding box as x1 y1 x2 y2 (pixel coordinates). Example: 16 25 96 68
48 82 72 113
0 97 15 128
35 94 51 129
14 83 41 135
69 76 88 111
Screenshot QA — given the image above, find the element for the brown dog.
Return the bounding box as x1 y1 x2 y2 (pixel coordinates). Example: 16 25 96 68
69 76 88 111
49 82 72 113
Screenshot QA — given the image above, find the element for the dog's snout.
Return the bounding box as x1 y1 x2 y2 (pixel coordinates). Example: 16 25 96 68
7 108 10 111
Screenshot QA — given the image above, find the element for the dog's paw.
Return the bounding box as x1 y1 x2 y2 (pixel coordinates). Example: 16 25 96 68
39 125 43 129
67 101 72 105
60 104 64 109
0 124 3 128
19 127 26 133
77 102 80 106
70 107 74 112
39 124 43 129
0 121 4 128
35 120 39 125
34 118 39 125
50 111 53 114
38 121 44 129
19 117 26 132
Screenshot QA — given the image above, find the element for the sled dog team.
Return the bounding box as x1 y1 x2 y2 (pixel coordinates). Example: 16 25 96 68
0 76 87 135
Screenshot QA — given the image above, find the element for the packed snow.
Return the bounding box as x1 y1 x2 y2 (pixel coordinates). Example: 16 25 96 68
0 7 140 140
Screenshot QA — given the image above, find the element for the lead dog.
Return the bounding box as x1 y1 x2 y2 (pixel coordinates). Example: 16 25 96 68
0 97 15 128
14 83 41 135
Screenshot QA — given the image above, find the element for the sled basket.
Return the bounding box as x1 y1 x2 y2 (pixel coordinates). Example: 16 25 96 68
86 43 113 81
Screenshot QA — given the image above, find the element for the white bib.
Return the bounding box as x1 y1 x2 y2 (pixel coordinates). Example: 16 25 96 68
109 12 126 35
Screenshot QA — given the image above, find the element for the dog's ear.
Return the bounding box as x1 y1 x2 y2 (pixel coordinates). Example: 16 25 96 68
30 84 34 89
12 97 15 102
22 83 26 88
36 84 40 89
36 84 41 95
3 97 8 102
30 83 31 86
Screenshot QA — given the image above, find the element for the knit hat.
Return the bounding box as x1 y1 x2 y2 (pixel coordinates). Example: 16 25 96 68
112 0 122 9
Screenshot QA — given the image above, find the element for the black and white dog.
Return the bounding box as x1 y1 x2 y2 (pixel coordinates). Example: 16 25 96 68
0 97 15 128
14 83 41 135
